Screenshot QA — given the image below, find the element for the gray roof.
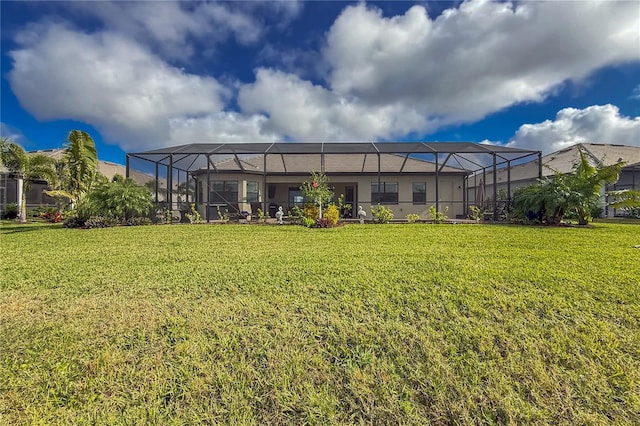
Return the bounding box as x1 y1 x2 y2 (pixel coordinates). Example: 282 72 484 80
470 143 640 186
128 142 540 174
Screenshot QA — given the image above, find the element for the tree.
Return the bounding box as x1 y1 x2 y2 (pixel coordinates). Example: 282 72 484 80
564 149 624 225
64 130 98 197
0 138 57 223
513 148 624 225
300 171 334 219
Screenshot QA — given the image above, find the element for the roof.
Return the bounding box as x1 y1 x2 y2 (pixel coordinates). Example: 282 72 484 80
208 153 467 174
128 142 540 174
470 143 640 185
1 148 157 185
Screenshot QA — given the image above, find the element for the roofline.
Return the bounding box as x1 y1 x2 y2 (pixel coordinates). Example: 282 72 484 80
129 141 539 156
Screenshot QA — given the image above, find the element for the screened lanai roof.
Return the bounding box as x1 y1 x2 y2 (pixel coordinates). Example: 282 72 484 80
128 142 540 175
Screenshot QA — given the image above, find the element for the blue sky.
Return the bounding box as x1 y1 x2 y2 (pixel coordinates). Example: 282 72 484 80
1 0 639 164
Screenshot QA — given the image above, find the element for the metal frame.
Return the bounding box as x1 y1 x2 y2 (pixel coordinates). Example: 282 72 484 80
126 142 541 222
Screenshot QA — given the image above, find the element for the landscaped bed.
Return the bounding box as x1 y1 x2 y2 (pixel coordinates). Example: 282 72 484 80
1 222 638 424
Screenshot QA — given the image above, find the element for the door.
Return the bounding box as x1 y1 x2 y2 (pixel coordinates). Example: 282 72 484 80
345 185 355 218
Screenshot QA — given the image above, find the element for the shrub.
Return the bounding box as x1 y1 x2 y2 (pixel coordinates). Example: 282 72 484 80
303 203 319 220
256 208 268 223
406 213 420 223
37 207 62 223
624 207 640 218
48 210 63 223
185 203 201 224
63 216 85 228
3 203 18 219
82 179 152 223
85 216 120 229
468 205 482 223
302 217 316 228
323 204 340 225
314 218 334 228
216 206 229 222
429 206 448 224
512 150 623 225
371 205 394 224
289 206 304 224
125 217 152 226
84 216 106 229
337 193 352 218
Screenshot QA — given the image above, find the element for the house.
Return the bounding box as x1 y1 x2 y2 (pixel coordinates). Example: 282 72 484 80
466 143 640 217
0 149 151 216
126 142 541 221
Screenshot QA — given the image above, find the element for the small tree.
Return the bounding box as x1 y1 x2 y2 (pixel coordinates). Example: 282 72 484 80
300 171 333 219
0 138 57 223
64 130 98 197
512 149 624 225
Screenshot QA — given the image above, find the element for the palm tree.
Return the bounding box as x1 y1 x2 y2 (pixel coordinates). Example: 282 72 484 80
0 138 57 223
566 148 624 225
513 148 624 225
64 130 98 197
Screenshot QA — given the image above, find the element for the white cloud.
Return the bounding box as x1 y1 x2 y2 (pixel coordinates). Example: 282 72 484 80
60 1 301 61
322 1 640 125
238 0 639 142
507 105 640 153
5 0 640 154
238 68 434 141
168 112 281 144
0 122 27 145
631 84 640 100
8 23 227 151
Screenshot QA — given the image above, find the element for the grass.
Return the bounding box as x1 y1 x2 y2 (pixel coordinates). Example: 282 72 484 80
1 221 639 424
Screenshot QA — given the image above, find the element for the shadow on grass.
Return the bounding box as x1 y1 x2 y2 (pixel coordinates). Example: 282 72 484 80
0 222 66 234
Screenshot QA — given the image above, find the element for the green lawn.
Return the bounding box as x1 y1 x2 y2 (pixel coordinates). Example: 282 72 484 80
1 222 638 424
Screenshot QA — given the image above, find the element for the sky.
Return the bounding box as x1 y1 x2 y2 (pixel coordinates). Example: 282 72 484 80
1 0 639 165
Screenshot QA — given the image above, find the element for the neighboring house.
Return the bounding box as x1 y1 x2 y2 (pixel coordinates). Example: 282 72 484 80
126 142 541 221
466 143 640 217
0 149 151 216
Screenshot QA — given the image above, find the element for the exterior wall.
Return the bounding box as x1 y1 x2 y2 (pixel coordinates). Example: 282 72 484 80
605 166 640 217
194 171 466 220
0 175 57 215
1 160 130 215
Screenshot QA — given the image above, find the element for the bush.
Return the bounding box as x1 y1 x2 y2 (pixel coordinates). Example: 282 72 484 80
371 205 394 224
184 203 201 224
429 206 448 224
323 204 340 225
81 179 152 223
63 216 86 228
468 205 482 223
2 203 18 219
624 207 640 218
406 213 420 223
289 206 304 224
125 217 152 226
85 216 120 229
302 217 316 228
314 218 334 228
303 204 319 220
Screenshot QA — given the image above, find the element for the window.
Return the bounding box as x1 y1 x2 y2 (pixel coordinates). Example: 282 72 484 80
371 182 398 204
247 181 259 202
412 182 426 204
210 180 238 203
289 188 304 208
